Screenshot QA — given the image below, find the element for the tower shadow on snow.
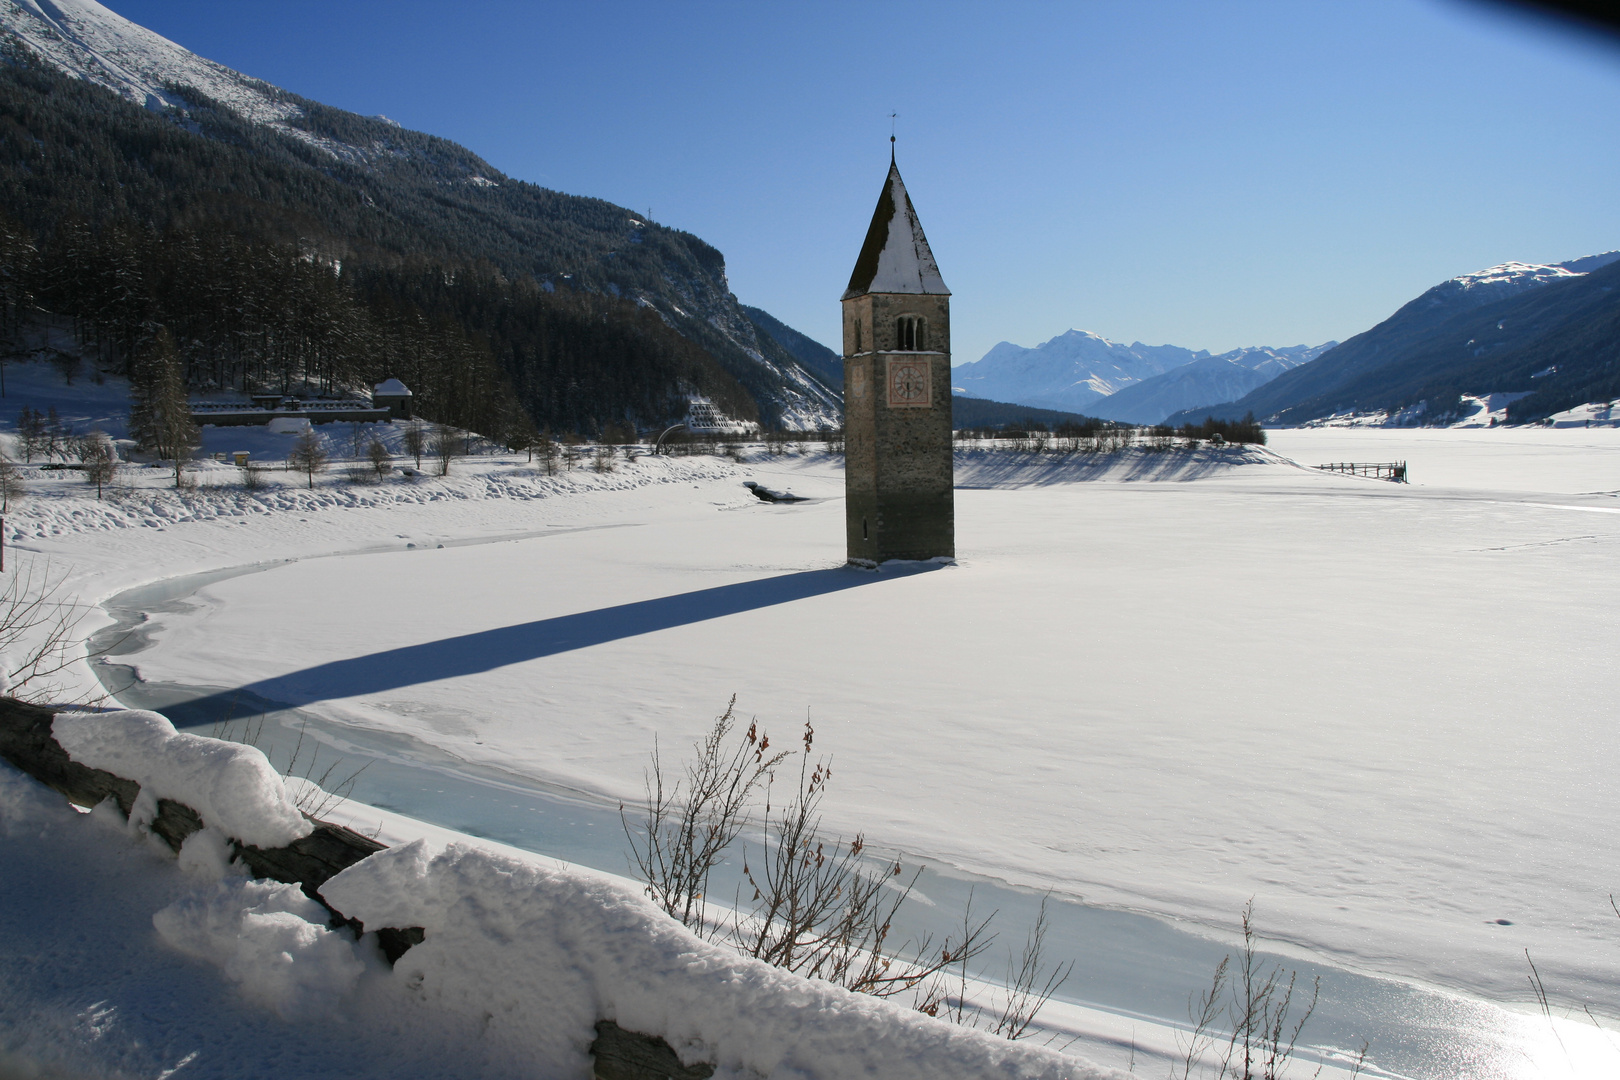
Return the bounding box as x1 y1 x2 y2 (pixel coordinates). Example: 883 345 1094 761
171 563 940 722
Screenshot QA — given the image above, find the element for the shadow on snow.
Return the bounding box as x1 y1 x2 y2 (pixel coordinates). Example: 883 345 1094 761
170 563 939 721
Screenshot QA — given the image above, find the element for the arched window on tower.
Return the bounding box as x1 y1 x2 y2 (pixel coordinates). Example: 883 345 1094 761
896 315 926 351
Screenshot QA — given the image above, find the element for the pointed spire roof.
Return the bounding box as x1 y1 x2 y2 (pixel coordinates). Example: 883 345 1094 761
843 157 950 300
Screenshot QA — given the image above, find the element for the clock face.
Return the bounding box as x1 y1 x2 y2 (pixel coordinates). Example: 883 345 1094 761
887 358 931 408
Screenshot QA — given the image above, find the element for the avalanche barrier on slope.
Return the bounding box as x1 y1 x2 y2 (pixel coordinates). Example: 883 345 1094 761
0 699 1121 1080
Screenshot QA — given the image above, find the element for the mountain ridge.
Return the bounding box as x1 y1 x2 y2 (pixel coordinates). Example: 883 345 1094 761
952 329 1206 412
1164 252 1620 427
0 0 840 429
1088 343 1335 425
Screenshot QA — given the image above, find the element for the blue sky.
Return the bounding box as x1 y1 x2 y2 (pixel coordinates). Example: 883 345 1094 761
111 0 1620 363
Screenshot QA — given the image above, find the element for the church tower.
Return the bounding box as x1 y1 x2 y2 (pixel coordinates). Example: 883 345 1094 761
842 148 954 566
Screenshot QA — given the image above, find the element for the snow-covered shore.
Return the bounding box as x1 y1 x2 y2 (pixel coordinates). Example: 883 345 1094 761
3 722 1115 1080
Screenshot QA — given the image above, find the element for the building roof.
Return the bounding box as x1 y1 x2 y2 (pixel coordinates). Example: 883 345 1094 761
373 378 412 396
842 157 950 300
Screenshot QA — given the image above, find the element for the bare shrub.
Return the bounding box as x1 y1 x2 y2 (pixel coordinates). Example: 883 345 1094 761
733 725 991 1000
919 893 1069 1041
211 712 368 821
623 695 787 932
0 560 90 703
626 701 1021 1026
1177 900 1321 1080
990 895 1073 1039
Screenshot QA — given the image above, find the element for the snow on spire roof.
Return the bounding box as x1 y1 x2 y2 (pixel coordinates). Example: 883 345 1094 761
842 159 949 300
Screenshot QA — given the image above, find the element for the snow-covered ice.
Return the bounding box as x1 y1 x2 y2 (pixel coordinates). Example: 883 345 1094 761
4 386 1620 1075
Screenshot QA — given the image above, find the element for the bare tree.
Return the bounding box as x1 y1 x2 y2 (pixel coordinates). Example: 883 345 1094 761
431 422 457 477
74 431 117 500
367 435 391 478
0 454 23 512
537 429 559 475
402 418 427 469
15 406 42 463
348 422 368 461
288 428 328 489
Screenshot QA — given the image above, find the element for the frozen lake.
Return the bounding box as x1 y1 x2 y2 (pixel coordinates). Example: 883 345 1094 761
79 433 1620 1078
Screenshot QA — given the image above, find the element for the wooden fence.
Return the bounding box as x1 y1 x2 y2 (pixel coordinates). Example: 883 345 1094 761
1315 461 1407 483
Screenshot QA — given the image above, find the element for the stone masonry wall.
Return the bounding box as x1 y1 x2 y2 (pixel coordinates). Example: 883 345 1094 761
842 293 954 564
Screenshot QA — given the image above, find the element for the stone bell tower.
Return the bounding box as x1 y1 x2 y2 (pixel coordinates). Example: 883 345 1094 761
842 146 954 566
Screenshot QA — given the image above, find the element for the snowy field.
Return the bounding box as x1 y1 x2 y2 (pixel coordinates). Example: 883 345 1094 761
4 383 1620 1077
1266 426 1620 495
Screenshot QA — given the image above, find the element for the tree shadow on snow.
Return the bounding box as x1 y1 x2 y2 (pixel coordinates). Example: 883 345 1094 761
175 564 936 720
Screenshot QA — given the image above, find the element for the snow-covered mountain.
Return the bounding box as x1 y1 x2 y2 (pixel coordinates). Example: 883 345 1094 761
1163 250 1620 427
0 0 371 160
0 0 841 428
1409 259 1595 312
1088 342 1336 425
952 330 1205 413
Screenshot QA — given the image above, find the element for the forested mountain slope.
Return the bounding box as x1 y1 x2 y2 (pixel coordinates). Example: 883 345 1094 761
742 305 843 390
1166 256 1620 426
0 0 838 432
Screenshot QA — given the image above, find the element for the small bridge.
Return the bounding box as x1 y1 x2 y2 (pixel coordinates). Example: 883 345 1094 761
1315 461 1407 482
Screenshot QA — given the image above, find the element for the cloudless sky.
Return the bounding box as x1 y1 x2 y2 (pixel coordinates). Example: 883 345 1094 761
108 0 1620 363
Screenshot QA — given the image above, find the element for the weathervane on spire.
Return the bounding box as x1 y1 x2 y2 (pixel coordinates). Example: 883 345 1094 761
890 112 898 161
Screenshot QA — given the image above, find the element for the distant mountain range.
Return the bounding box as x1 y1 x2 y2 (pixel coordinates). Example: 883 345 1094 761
1084 343 1334 425
0 0 839 430
952 330 1334 425
952 331 1203 413
963 250 1620 430
1164 252 1620 427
